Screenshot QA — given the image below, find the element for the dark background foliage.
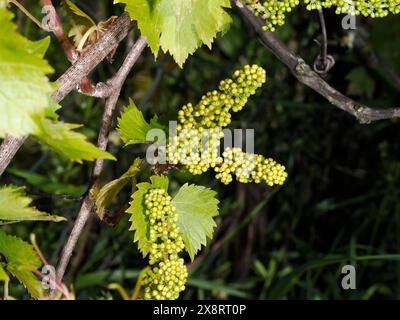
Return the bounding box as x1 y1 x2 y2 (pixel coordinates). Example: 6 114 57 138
2 0 400 299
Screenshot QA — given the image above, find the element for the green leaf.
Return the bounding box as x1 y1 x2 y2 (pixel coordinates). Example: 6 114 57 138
24 36 51 57
127 175 169 256
114 0 231 66
148 174 169 191
0 7 55 137
117 99 163 146
0 6 108 164
33 117 116 163
0 185 66 223
94 158 143 219
0 230 43 299
172 184 219 260
62 0 97 49
62 0 96 28
0 263 9 282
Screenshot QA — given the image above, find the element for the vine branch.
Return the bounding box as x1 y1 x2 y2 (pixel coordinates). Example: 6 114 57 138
39 0 96 95
56 36 148 281
235 0 400 123
313 9 335 75
0 12 133 177
40 0 76 61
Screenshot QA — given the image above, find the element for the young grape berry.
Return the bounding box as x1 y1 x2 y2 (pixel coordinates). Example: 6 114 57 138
243 0 400 32
167 64 288 187
141 188 187 300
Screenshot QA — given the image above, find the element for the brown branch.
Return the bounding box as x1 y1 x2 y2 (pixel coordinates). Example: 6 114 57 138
40 0 100 96
0 12 133 177
56 36 147 281
40 0 76 61
313 9 335 75
53 12 133 102
0 135 26 176
235 1 400 123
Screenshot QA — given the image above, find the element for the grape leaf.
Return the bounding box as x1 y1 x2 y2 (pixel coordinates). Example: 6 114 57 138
127 175 169 256
24 35 51 57
0 263 9 282
114 0 231 66
62 0 95 26
33 117 116 163
62 0 97 49
0 7 55 137
0 185 66 224
117 99 163 146
172 184 219 260
94 158 143 219
0 229 43 299
0 6 113 163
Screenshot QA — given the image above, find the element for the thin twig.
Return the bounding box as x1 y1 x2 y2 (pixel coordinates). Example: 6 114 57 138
30 234 49 267
314 9 335 75
3 280 9 300
56 36 147 281
53 12 133 102
318 10 328 66
30 235 72 299
40 0 115 97
69 215 94 277
40 0 76 62
7 0 48 31
0 135 26 176
32 269 71 300
235 0 400 123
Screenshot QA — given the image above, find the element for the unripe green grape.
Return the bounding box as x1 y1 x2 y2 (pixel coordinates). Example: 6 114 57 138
242 0 300 31
214 147 288 186
167 65 267 177
166 65 288 187
141 189 188 300
243 1 400 32
305 0 398 17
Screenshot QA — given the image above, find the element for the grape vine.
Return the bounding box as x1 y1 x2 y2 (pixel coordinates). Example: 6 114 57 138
1 0 399 302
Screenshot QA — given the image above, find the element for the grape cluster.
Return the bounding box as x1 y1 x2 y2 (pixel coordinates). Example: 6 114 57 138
141 188 187 300
304 0 400 17
168 64 266 172
215 147 288 185
243 0 400 31
242 0 300 31
166 65 288 187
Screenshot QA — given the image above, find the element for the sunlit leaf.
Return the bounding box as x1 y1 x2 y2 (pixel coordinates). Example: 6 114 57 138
172 184 219 260
0 185 65 224
114 0 231 66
